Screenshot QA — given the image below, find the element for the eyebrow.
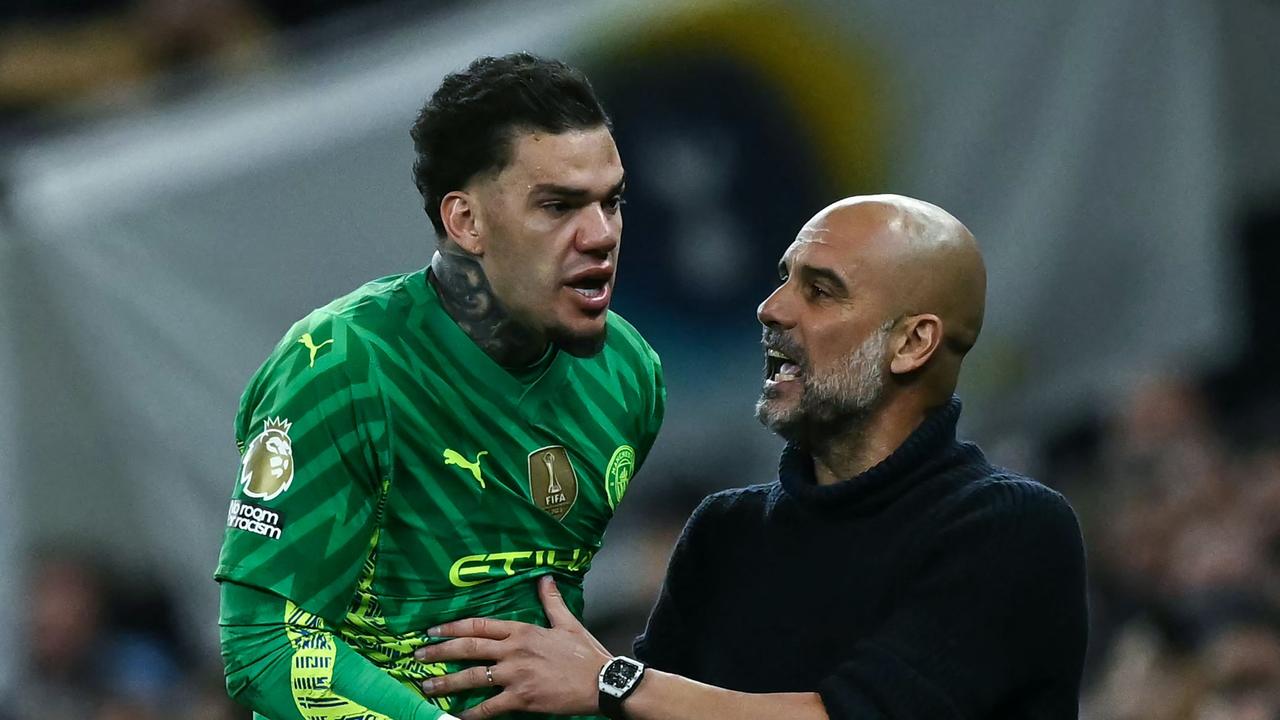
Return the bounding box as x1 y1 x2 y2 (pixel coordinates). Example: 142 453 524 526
782 259 849 294
530 176 626 199
804 266 848 292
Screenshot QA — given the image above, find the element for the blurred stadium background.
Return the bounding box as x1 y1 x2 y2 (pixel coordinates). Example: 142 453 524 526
1 0 1278 718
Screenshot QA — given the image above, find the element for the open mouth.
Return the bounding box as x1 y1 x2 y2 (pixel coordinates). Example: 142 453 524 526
564 267 614 313
765 348 803 383
568 276 609 300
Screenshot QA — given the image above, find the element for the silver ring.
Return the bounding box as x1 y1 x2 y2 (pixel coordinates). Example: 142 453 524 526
485 665 495 685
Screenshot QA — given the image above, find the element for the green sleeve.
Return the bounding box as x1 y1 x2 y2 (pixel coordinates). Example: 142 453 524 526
216 314 390 625
639 348 666 469
220 581 454 720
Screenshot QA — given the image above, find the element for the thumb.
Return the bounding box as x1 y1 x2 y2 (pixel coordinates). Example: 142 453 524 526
538 575 579 630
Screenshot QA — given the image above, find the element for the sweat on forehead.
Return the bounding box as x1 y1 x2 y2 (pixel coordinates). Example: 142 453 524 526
805 195 961 245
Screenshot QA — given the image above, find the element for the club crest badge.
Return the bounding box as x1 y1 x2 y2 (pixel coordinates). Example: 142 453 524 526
240 417 295 501
528 446 578 521
604 445 636 510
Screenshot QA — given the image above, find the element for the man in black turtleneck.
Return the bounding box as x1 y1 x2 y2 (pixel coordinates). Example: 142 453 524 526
417 195 1088 720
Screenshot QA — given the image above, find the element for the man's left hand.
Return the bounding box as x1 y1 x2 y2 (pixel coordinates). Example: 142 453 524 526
416 574 613 719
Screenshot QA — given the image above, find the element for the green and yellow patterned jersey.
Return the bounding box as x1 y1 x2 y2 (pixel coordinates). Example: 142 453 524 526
215 268 664 714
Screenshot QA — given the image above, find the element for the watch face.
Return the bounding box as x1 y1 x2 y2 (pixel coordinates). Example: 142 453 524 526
604 660 639 688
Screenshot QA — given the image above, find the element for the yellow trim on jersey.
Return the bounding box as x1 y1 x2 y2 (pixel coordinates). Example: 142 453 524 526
338 489 455 712
283 600 393 720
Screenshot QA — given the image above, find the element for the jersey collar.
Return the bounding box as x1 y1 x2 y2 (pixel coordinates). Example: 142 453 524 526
413 268 574 412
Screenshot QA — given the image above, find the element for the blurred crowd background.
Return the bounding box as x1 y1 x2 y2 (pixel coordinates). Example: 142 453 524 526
1 1 1278 719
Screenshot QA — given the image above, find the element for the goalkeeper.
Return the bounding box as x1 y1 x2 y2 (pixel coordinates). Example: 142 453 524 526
216 53 664 720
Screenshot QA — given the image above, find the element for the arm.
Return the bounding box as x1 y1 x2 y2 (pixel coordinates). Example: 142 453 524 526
632 495 712 675
416 485 1087 720
220 581 453 720
415 576 828 720
623 489 830 720
618 671 826 720
216 317 430 713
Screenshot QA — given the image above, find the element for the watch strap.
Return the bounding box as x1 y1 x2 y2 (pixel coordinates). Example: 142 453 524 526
600 690 626 720
598 657 646 720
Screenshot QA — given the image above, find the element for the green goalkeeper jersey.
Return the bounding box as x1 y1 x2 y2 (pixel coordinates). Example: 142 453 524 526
215 268 665 715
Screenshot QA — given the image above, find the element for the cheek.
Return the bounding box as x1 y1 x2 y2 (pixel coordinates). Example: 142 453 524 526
799 323 835 362
806 308 877 358
486 241 558 307
803 331 856 378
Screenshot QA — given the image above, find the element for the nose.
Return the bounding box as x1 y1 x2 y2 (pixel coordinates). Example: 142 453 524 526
757 284 794 330
574 204 620 256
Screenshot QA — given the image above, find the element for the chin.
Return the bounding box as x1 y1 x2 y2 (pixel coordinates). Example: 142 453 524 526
755 396 799 439
550 323 608 358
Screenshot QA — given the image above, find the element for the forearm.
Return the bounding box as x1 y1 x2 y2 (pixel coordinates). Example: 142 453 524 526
220 581 452 720
623 670 828 720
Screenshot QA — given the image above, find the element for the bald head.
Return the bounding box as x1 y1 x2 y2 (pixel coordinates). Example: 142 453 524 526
805 194 985 356
756 194 986 461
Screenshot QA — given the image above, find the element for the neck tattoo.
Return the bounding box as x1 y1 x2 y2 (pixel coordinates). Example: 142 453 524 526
429 248 548 368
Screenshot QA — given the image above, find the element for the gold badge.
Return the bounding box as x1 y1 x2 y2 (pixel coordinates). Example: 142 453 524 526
240 417 294 501
528 446 578 520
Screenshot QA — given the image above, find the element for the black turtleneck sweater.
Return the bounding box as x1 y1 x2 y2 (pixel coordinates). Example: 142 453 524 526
634 398 1088 719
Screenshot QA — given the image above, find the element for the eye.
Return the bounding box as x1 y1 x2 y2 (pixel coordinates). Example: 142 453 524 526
542 201 572 215
603 196 626 213
807 283 829 299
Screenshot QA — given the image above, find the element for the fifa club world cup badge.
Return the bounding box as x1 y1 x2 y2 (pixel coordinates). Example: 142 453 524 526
604 445 636 510
528 446 579 520
240 417 295 501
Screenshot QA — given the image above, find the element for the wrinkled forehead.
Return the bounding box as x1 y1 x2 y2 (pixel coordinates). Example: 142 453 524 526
780 214 894 276
780 229 834 268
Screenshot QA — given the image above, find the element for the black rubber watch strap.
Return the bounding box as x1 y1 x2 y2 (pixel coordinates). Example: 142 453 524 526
600 690 626 720
598 657 646 720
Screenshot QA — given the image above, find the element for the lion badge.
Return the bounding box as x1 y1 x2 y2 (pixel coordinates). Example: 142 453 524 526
240 417 295 501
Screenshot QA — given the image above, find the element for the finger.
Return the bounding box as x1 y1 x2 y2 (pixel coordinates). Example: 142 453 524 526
420 665 491 696
538 575 579 630
414 637 505 663
459 691 521 720
427 616 517 640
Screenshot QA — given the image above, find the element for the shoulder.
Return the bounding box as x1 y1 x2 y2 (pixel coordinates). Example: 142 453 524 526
932 465 1084 560
604 310 662 375
243 274 415 399
686 482 780 531
307 272 416 339
660 484 778 566
954 468 1077 521
270 274 413 360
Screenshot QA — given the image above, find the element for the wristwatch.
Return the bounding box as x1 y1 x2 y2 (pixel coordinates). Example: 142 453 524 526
598 655 646 719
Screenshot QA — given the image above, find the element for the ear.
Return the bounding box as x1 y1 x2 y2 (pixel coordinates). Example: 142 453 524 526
440 191 484 255
889 314 943 375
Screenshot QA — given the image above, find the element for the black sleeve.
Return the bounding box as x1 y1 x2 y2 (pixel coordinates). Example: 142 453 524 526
632 494 721 675
819 483 1088 720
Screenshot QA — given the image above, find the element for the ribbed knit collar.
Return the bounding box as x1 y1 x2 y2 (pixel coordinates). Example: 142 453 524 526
778 396 964 512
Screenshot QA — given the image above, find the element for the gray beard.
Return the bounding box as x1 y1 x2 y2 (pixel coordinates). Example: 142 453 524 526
755 323 891 447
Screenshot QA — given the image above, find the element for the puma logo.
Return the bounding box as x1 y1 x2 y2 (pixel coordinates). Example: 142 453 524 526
443 449 489 489
298 333 334 368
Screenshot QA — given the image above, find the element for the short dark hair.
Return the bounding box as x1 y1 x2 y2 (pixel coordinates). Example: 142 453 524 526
410 53 611 239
